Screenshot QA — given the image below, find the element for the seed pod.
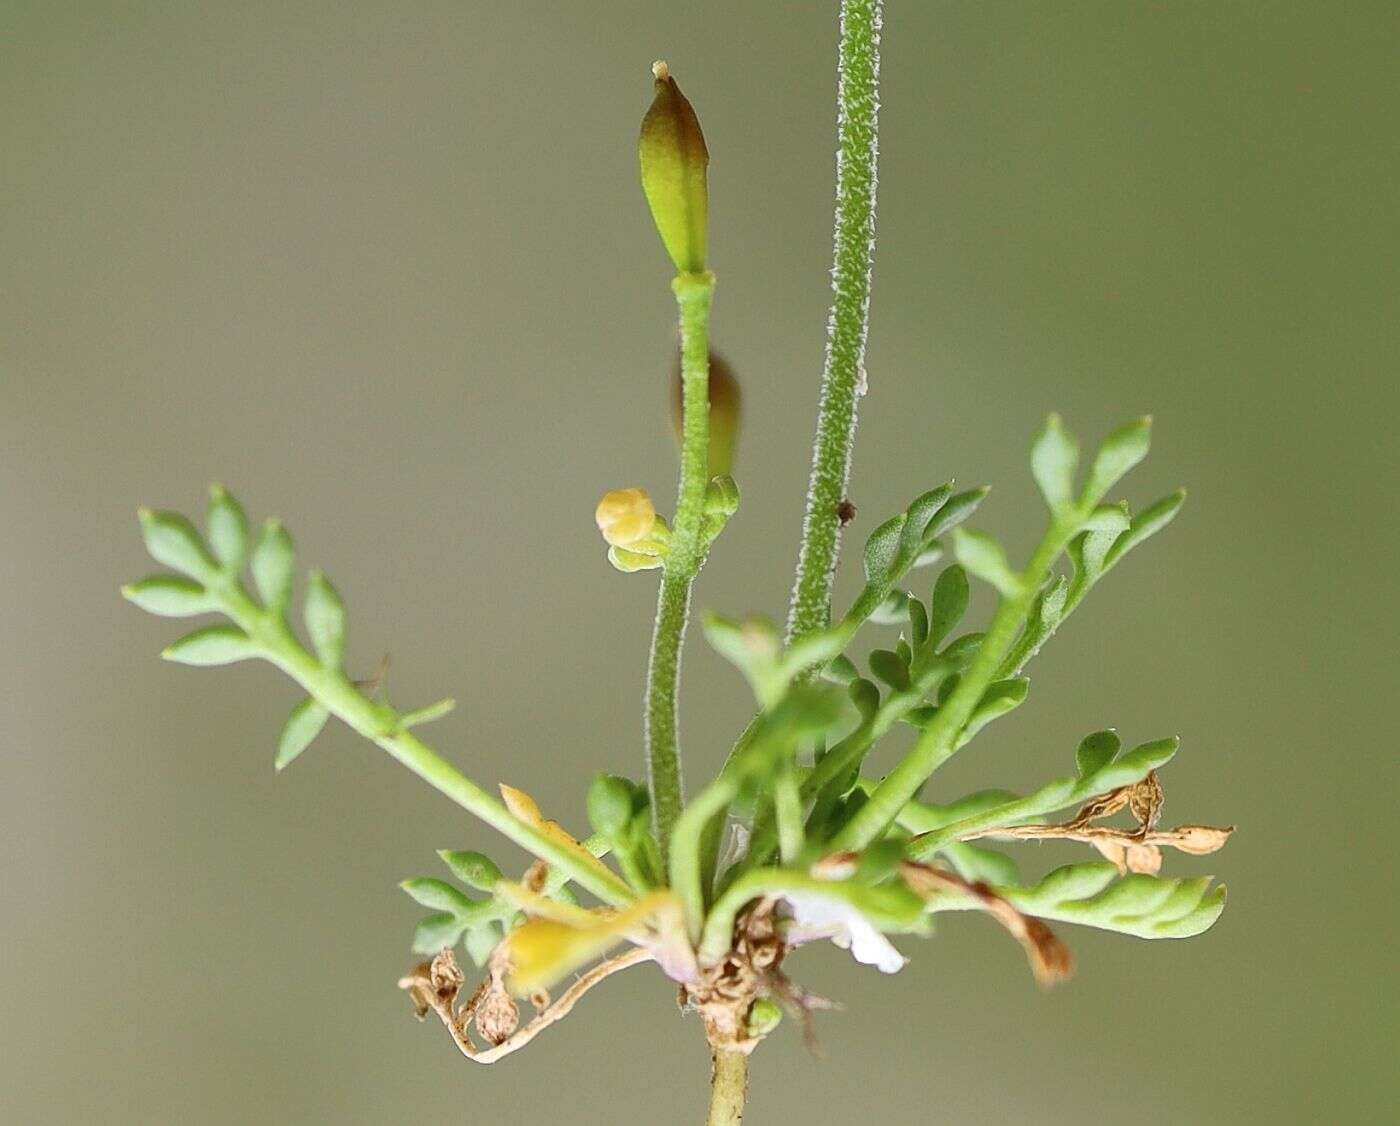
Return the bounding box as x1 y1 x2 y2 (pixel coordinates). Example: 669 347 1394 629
671 347 740 476
595 487 657 548
639 61 709 275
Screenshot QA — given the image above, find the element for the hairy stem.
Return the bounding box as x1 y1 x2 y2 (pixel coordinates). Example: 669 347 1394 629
645 270 715 860
697 0 884 899
785 0 883 644
707 1048 748 1126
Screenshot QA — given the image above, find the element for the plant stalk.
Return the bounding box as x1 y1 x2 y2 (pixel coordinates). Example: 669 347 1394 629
785 0 884 645
696 0 884 900
645 270 715 860
707 1048 748 1125
210 585 637 907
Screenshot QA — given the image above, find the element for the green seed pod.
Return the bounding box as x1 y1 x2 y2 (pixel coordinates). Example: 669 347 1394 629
639 61 709 275
671 347 740 476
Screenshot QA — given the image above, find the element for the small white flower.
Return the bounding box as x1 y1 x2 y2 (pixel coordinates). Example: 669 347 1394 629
782 892 907 975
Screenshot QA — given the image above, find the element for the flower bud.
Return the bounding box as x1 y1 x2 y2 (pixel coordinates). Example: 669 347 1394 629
671 347 740 476
587 773 637 838
639 61 709 275
746 998 782 1039
595 487 657 547
704 475 740 520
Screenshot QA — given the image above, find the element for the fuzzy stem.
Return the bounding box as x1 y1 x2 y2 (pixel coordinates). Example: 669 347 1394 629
696 0 885 901
645 271 716 860
707 1048 748 1126
785 0 883 644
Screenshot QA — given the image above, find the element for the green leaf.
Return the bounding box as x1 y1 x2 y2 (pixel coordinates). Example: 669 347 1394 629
412 912 469 955
1029 414 1079 512
863 515 907 583
926 564 969 648
923 862 1226 940
251 518 296 613
952 529 1021 598
162 625 257 666
825 654 859 684
275 697 330 771
941 841 1019 886
940 632 984 667
122 575 212 617
900 484 953 559
904 736 1180 854
956 678 1029 746
868 588 910 624
849 677 880 722
702 612 782 705
438 850 503 891
206 484 250 570
907 595 929 648
1104 488 1186 571
1067 528 1116 593
464 921 501 966
138 508 216 579
400 877 475 915
1083 416 1152 504
895 788 1023 834
1082 501 1130 533
399 698 456 728
868 649 910 692
924 486 990 542
1000 865 1226 940
303 570 347 670
1074 729 1121 777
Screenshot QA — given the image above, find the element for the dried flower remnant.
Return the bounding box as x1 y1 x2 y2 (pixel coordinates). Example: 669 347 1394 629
900 863 1073 987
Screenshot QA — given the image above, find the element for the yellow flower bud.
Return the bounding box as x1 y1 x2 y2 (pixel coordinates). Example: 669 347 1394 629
639 61 709 275
595 487 657 548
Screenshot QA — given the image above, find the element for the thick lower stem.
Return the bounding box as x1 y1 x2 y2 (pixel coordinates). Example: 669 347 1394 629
707 1048 748 1125
645 271 715 860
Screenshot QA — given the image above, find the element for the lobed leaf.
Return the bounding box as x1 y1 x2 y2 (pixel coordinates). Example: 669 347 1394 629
275 697 330 771
206 484 250 570
251 518 296 613
303 570 347 671
122 575 212 617
138 508 216 579
1029 414 1079 512
162 624 258 666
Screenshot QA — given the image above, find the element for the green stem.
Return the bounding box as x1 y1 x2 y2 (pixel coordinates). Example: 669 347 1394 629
645 270 716 860
697 0 884 895
215 585 636 907
707 1048 748 1125
785 0 883 645
829 517 1078 852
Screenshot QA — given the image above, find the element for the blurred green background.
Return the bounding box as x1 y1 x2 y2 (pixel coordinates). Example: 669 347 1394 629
3 2 1396 1122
